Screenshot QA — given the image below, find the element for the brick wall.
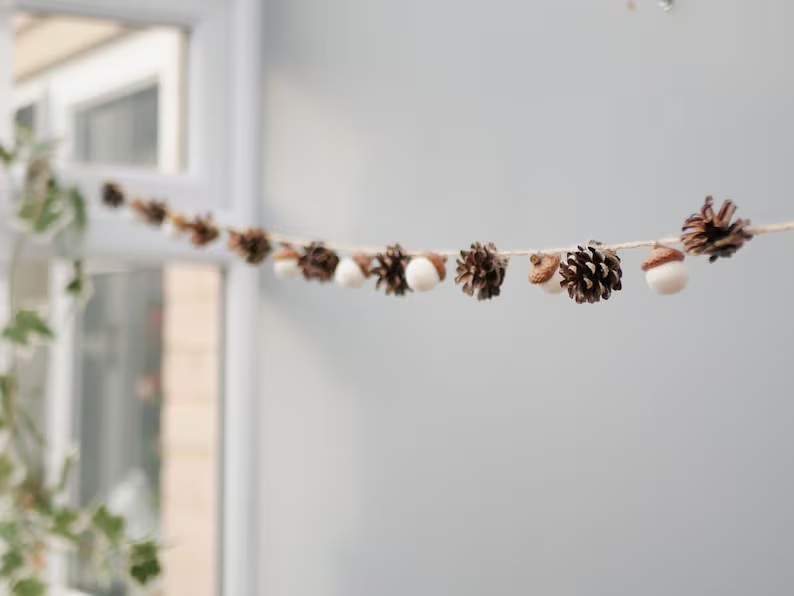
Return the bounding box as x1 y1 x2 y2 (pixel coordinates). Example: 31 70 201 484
160 265 220 596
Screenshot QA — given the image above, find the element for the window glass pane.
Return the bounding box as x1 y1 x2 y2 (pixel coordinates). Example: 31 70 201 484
70 263 221 596
75 85 159 167
13 12 185 172
14 103 36 130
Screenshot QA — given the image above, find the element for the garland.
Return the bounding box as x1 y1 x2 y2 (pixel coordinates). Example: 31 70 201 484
102 183 794 304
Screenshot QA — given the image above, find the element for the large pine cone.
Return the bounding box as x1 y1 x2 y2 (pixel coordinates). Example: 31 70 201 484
559 244 623 304
372 244 411 296
228 228 271 264
681 196 752 262
455 242 507 301
299 242 339 282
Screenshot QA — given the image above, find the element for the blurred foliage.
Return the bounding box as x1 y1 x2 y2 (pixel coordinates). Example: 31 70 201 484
0 128 162 592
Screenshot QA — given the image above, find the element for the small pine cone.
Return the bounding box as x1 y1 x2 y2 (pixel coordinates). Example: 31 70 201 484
681 196 752 262
186 215 220 246
102 182 126 208
228 228 271 264
299 242 340 282
455 242 507 301
559 243 623 304
372 244 411 296
130 199 169 226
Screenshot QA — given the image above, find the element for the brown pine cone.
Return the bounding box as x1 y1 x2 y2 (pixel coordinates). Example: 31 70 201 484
228 228 271 264
455 242 507 301
681 196 752 262
130 199 169 226
299 242 340 282
372 244 411 296
559 243 623 304
101 182 126 208
186 215 220 246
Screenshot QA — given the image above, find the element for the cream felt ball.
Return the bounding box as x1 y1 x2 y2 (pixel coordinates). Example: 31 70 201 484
405 254 446 291
273 248 302 280
641 246 688 295
335 257 368 289
540 269 566 294
645 260 689 295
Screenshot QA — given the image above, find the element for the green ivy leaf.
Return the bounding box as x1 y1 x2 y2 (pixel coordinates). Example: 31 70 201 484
0 143 16 167
0 375 11 429
2 310 54 348
67 187 87 232
0 521 20 543
0 549 24 576
56 450 77 493
65 277 82 295
15 185 66 236
129 540 161 585
12 577 46 596
65 261 91 305
51 507 80 542
92 506 125 547
0 454 15 492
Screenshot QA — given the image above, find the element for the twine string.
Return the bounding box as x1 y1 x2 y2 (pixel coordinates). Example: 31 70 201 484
226 221 794 258
131 194 794 258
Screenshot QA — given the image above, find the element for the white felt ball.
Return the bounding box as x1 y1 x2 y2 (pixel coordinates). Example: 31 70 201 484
274 258 301 280
335 258 367 289
405 257 441 291
540 270 566 295
646 260 689 295
161 221 182 239
128 209 146 224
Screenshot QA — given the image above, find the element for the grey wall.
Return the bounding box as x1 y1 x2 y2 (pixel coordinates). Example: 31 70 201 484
259 1 794 595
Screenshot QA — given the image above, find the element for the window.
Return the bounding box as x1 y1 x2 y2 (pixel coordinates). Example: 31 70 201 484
1 1 264 594
13 13 184 173
14 103 35 129
75 85 159 167
71 263 221 596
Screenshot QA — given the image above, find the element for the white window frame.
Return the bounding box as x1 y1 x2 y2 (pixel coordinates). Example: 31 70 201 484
16 26 184 173
0 0 263 594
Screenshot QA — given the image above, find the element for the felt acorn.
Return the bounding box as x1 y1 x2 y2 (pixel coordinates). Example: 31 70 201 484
405 253 447 291
641 246 688 295
162 213 192 239
335 255 371 289
528 254 564 294
273 246 302 280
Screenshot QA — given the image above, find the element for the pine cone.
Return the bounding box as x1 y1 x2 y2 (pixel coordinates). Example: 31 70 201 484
455 242 507 301
130 199 168 226
186 215 220 246
228 228 271 264
681 196 752 262
299 242 339 282
102 182 126 208
559 244 623 304
372 244 411 296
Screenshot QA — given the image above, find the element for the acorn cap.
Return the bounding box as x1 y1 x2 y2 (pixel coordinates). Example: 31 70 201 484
352 254 372 277
528 254 561 284
641 246 685 271
170 213 191 231
423 253 448 282
274 246 301 260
